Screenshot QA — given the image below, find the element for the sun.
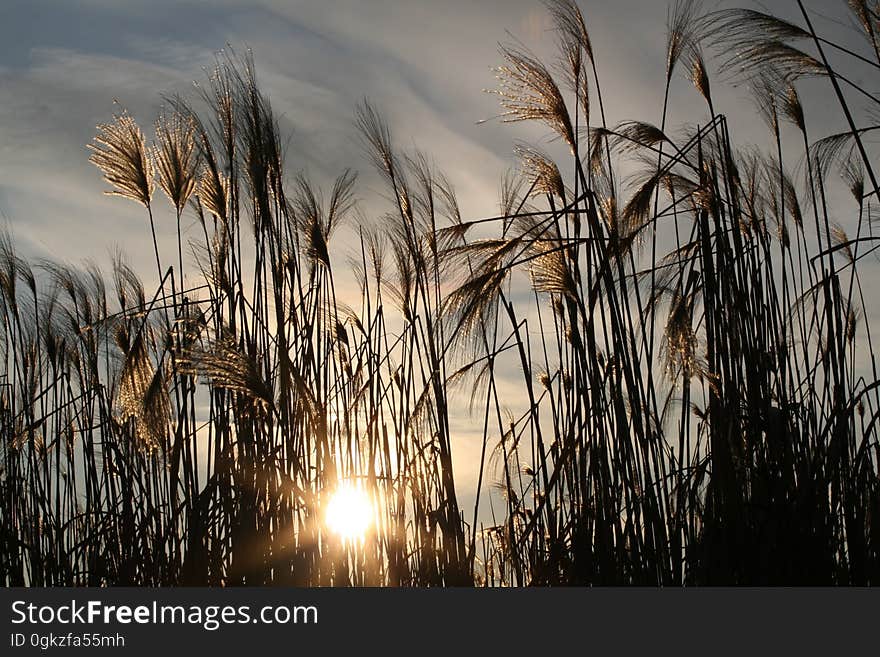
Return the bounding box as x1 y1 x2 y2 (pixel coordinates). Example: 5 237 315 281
325 481 372 541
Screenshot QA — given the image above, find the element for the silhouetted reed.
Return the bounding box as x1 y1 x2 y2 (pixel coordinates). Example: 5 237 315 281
1 0 877 586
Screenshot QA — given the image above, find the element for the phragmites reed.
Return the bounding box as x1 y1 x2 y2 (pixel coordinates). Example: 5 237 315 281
198 168 230 225
178 333 274 412
89 111 154 208
154 109 200 215
490 44 577 149
516 144 566 200
3 0 879 589
89 109 165 283
666 0 702 81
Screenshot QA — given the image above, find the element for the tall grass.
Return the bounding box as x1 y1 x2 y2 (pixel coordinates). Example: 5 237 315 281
1 0 878 586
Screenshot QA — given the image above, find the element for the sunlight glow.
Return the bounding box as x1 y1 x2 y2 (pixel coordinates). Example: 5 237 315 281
325 482 372 541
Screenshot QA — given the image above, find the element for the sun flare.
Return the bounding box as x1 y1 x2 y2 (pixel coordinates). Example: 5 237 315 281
325 482 372 541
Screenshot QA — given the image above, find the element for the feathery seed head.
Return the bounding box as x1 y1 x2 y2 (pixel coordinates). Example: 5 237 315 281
491 45 576 149
154 109 200 213
89 111 155 208
516 144 566 199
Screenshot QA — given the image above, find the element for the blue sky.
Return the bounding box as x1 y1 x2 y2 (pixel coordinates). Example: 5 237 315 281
0 0 875 505
0 0 866 266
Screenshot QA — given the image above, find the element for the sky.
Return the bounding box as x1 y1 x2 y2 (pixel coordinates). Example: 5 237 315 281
0 0 868 264
0 0 545 269
0 0 876 510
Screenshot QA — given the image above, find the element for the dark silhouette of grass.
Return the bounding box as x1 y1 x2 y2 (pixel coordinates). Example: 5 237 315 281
1 0 878 586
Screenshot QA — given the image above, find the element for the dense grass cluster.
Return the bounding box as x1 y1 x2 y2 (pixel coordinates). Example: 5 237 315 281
1 0 879 585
